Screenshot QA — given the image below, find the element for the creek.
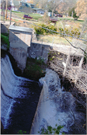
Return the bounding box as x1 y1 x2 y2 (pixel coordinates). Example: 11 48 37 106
1 54 42 133
1 52 86 134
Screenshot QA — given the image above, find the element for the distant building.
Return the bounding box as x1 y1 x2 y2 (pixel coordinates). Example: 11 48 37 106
1 0 19 11
10 0 19 11
18 2 35 13
33 8 45 14
48 12 52 17
18 1 45 14
19 1 35 8
37 9 45 14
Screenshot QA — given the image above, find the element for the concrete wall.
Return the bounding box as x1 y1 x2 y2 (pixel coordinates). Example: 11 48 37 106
9 25 33 71
28 41 84 65
1 24 9 34
8 25 84 72
28 42 52 63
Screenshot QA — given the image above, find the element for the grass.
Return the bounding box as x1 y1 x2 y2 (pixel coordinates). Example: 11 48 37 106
29 13 43 20
1 33 10 50
36 34 73 45
12 11 43 20
58 17 84 22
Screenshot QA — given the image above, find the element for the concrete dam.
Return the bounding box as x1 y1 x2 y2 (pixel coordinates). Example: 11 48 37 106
1 53 42 133
1 52 86 134
1 24 86 134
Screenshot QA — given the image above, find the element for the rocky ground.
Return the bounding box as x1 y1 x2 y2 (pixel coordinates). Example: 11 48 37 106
47 50 86 106
47 51 86 132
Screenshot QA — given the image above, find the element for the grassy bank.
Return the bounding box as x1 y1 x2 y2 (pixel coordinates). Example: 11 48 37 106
1 33 10 50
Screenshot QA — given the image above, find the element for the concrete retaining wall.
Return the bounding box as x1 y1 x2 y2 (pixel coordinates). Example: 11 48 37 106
1 24 9 34
9 25 33 71
7 25 84 71
28 42 52 63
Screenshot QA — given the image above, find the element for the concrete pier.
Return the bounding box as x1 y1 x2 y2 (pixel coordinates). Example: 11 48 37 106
9 25 33 71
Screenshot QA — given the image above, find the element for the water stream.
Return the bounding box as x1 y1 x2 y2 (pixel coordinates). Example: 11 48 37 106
30 69 86 134
1 54 42 133
1 53 86 134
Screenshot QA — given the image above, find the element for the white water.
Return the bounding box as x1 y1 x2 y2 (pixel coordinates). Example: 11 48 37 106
4 100 16 129
1 55 34 99
30 69 86 134
1 55 40 130
1 55 86 133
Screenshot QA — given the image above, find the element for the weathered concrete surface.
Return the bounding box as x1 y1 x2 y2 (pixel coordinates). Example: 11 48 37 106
9 47 27 71
28 39 85 64
9 26 33 51
28 42 52 63
31 40 85 57
1 24 9 34
9 25 33 71
1 21 15 33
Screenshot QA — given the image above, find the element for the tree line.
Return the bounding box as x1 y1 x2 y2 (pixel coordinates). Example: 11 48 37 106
33 0 87 19
1 0 87 19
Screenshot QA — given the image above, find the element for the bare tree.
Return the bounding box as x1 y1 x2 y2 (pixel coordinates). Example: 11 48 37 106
75 0 87 19
33 0 77 15
47 0 62 16
1 0 11 21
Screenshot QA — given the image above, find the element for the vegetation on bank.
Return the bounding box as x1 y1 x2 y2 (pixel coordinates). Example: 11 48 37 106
38 124 64 134
23 57 47 81
34 23 81 38
17 124 64 134
1 33 10 50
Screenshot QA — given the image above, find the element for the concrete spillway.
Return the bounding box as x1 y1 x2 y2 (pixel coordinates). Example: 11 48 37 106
1 54 41 133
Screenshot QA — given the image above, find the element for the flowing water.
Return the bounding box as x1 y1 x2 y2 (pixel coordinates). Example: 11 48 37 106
1 54 42 133
30 69 86 134
1 53 86 134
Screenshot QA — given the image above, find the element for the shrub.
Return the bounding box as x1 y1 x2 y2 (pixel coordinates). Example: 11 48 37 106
38 124 64 134
58 28 64 36
58 27 80 37
34 23 57 35
23 57 46 81
34 23 80 37
70 28 80 37
17 130 26 134
34 26 45 35
64 28 69 35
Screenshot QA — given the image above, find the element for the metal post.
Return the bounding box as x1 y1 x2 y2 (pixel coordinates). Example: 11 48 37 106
10 8 12 25
75 56 84 84
63 53 70 77
2 9 4 23
63 47 71 77
2 1 5 23
52 35 54 46
5 0 7 20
